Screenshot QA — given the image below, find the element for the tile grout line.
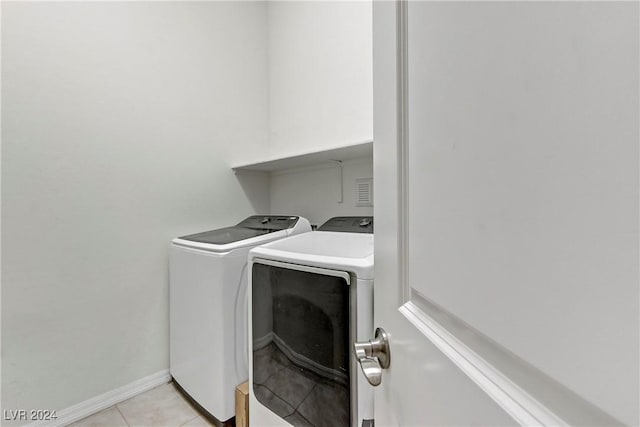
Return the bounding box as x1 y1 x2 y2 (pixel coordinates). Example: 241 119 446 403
177 415 200 427
255 356 291 386
115 405 131 427
254 383 298 417
289 409 315 426
294 382 318 411
288 382 319 425
258 369 318 419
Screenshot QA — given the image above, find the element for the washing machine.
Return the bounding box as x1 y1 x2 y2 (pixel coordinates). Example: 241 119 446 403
248 216 374 427
170 215 312 424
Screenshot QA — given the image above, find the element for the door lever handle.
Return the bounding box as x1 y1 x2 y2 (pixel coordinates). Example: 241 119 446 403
353 328 390 386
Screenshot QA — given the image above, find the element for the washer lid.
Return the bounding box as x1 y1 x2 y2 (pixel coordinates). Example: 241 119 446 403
178 226 270 245
178 215 300 245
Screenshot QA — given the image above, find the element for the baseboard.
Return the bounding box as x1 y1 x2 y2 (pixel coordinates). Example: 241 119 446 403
252 332 274 351
271 333 348 386
253 331 347 385
24 370 171 427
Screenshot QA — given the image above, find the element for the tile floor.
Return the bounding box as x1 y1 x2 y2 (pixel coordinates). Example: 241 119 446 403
253 343 349 427
69 383 216 427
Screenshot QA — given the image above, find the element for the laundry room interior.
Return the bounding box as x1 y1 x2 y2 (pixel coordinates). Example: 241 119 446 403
2 1 639 427
3 2 375 426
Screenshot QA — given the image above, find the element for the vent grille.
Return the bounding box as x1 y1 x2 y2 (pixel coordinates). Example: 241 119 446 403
356 178 373 207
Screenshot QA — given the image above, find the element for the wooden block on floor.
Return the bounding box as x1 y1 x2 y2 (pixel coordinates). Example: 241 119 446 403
235 382 249 427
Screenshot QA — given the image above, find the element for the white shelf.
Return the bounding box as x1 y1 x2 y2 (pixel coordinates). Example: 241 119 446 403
231 141 373 172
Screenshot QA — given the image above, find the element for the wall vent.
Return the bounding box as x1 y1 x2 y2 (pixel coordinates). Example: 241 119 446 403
356 178 373 207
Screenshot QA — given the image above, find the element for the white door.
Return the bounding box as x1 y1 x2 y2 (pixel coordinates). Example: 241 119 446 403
371 1 638 426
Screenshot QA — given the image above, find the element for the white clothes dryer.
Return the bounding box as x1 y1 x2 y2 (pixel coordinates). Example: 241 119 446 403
248 216 374 427
170 215 311 424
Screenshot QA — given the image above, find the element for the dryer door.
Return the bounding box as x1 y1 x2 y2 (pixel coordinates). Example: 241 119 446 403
251 261 353 427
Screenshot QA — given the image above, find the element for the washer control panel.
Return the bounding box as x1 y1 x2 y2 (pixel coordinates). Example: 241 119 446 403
238 215 299 231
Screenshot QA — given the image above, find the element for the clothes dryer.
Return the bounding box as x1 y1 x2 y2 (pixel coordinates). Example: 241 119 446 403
248 217 374 427
170 215 311 423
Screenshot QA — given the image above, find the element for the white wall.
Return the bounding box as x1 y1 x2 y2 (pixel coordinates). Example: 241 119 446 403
267 1 372 157
269 157 373 226
1 1 269 421
265 1 374 224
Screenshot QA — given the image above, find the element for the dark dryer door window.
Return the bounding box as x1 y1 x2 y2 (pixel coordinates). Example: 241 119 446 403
252 263 351 427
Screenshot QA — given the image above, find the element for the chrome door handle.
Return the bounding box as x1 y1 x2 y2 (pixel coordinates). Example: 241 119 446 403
353 328 390 386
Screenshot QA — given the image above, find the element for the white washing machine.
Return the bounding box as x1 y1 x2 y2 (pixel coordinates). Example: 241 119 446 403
170 215 311 424
248 216 374 427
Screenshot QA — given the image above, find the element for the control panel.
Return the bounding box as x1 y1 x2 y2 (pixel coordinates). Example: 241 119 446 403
237 215 300 231
317 216 374 233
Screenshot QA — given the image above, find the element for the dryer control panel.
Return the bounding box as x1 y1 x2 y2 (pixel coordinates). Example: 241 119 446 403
317 216 373 233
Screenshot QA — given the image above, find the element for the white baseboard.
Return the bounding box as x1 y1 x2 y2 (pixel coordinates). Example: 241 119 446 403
253 331 348 385
252 331 274 351
24 370 171 427
270 333 348 385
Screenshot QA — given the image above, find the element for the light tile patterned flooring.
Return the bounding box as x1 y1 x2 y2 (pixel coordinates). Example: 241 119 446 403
253 343 349 427
69 383 215 427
